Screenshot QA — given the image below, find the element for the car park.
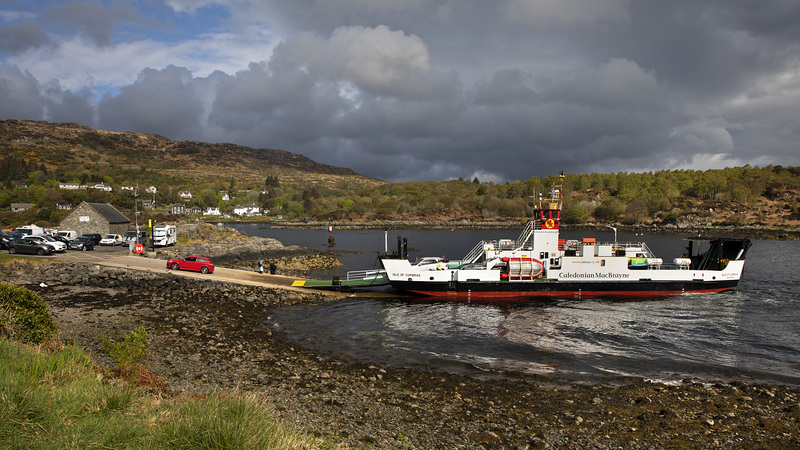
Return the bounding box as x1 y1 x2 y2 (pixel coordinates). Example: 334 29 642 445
79 234 103 244
166 256 215 274
23 235 66 252
68 237 95 251
100 234 123 246
8 238 53 255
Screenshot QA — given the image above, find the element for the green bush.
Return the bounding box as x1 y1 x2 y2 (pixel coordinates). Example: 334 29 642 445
101 326 149 367
0 283 57 344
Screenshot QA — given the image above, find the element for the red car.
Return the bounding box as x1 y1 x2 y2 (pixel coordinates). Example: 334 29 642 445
166 256 215 274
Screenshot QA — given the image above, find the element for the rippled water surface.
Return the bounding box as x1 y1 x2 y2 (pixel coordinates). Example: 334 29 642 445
238 225 800 384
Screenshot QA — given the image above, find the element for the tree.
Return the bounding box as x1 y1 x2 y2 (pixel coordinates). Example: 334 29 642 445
624 199 649 224
562 203 589 224
594 198 625 222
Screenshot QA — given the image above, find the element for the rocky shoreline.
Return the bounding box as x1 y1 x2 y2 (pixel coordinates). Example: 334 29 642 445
2 261 798 448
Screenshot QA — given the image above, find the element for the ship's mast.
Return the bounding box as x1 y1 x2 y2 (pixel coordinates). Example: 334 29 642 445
533 171 564 229
517 171 565 247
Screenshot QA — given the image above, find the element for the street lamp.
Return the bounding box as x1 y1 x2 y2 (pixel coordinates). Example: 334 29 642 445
605 225 618 249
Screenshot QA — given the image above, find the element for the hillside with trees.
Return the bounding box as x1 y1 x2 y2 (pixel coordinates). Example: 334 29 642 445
2 120 799 232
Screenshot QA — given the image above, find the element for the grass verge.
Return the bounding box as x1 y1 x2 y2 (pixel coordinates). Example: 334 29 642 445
0 338 320 449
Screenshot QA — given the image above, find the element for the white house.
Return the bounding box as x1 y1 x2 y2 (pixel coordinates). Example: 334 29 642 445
204 207 222 216
178 190 192 200
220 191 230 201
233 204 260 216
93 183 112 191
59 182 81 190
120 185 134 191
146 186 158 194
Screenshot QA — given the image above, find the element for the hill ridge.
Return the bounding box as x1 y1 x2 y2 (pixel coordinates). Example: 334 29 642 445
0 119 371 182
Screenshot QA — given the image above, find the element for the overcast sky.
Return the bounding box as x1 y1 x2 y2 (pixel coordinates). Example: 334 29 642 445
1 1 799 182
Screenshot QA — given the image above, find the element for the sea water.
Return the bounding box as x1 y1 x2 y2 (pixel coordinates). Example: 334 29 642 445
236 224 800 385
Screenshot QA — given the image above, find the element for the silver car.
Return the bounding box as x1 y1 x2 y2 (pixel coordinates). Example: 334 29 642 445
100 234 124 246
24 235 66 252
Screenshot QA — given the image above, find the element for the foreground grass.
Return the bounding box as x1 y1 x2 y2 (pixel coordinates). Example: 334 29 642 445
0 338 319 449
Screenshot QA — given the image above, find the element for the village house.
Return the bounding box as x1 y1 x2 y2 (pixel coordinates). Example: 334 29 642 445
59 202 130 236
120 185 134 191
204 207 222 216
145 186 157 194
178 190 192 200
220 191 230 201
170 203 186 215
233 204 260 216
11 203 34 212
56 203 72 210
188 206 202 214
58 182 81 190
93 183 112 191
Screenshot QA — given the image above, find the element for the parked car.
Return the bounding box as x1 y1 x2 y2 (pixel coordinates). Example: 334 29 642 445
0 231 15 250
7 238 53 256
23 235 66 252
55 230 78 241
68 237 95 251
123 230 148 245
166 256 215 274
51 235 72 246
100 234 123 246
79 234 103 244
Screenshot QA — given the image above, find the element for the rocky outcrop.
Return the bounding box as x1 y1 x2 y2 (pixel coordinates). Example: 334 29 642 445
151 222 340 275
158 222 296 260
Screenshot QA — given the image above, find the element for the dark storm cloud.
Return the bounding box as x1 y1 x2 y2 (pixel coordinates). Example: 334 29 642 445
0 20 55 55
41 80 95 125
0 65 43 119
98 65 203 138
2 0 799 181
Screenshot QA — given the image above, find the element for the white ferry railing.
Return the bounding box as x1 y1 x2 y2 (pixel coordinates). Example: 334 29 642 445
461 241 486 264
516 220 537 247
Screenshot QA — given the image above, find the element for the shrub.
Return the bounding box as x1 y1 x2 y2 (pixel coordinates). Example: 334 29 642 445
0 283 57 344
101 326 149 367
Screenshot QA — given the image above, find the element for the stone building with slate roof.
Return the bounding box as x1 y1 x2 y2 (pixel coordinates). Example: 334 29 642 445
58 202 131 236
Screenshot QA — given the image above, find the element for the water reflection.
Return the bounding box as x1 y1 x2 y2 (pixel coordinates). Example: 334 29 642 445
268 290 800 384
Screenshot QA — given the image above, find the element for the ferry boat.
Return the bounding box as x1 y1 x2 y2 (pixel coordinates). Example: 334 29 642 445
380 173 752 300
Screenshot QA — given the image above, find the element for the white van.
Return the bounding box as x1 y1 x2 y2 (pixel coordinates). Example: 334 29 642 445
14 225 45 236
56 230 78 241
